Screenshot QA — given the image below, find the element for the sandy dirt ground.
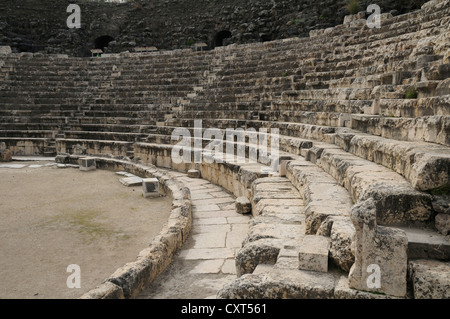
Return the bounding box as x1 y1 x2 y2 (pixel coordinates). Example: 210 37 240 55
0 162 172 299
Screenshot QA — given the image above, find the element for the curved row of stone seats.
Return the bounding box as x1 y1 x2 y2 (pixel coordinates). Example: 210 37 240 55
0 137 55 156
147 112 449 238
163 116 450 194
273 95 450 120
334 130 450 191
350 114 450 146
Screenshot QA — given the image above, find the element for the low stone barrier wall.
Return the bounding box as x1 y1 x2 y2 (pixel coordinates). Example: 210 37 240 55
58 156 193 299
134 143 271 199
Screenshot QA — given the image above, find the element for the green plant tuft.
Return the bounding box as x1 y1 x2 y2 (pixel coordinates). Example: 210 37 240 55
429 184 450 196
405 86 418 99
346 0 360 15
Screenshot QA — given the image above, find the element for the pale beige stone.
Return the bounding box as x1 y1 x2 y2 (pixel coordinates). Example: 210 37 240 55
179 248 235 260
191 232 227 248
298 235 330 273
348 199 408 297
188 259 224 274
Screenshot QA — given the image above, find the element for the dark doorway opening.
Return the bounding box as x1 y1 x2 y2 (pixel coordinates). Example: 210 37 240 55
214 30 232 48
260 34 272 42
95 35 114 51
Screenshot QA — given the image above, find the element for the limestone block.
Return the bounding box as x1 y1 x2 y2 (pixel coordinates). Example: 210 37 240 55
444 49 450 64
348 199 408 297
329 218 355 272
187 169 201 178
278 160 289 177
432 197 450 214
235 196 251 215
217 268 335 299
298 235 330 273
408 259 450 299
119 176 143 187
79 157 96 171
0 145 12 162
435 213 450 236
142 178 160 198
235 238 283 277
0 46 12 54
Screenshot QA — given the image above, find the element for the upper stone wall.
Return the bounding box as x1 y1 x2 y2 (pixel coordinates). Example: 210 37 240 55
0 0 429 56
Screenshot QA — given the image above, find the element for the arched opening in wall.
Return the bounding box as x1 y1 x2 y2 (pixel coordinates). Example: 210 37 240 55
214 30 232 48
260 34 272 42
95 35 114 51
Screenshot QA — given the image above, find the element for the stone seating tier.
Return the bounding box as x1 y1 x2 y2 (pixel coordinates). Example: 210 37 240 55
1 0 449 299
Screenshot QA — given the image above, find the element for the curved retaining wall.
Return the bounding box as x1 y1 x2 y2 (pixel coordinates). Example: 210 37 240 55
69 156 192 299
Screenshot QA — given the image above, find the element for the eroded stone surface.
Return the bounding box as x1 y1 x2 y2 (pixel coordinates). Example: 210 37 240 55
348 199 408 297
409 259 450 299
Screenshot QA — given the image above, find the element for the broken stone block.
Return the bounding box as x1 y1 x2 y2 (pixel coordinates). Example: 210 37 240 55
298 235 330 273
217 268 335 299
348 199 408 297
187 169 201 178
79 157 96 171
278 160 289 177
329 218 355 272
142 178 160 198
408 259 450 299
432 196 450 214
236 197 251 215
0 142 12 162
435 213 450 236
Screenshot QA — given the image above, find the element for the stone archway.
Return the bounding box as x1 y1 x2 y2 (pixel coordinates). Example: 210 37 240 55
214 30 232 48
94 35 115 51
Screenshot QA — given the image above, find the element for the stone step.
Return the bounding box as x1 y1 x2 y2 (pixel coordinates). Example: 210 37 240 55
310 143 434 227
297 235 331 273
285 157 355 272
235 176 305 276
350 114 450 147
408 259 450 299
398 226 450 261
334 130 450 192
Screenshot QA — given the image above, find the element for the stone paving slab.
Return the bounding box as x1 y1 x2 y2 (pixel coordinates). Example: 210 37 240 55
179 248 235 260
138 173 251 299
119 176 143 187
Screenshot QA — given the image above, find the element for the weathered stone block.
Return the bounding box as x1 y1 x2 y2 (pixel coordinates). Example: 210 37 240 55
217 268 335 299
408 259 450 299
0 148 12 162
435 213 450 236
236 196 251 215
278 160 289 177
329 218 355 272
235 238 282 277
0 142 12 162
298 235 330 273
142 178 160 198
348 199 408 297
187 169 201 178
79 157 96 171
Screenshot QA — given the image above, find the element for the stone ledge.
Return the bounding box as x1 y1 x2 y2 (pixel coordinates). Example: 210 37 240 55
217 268 335 299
